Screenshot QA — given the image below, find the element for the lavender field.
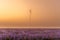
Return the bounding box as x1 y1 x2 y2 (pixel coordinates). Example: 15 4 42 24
0 29 60 40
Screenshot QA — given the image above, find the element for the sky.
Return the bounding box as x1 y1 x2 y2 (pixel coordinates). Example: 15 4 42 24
0 0 60 27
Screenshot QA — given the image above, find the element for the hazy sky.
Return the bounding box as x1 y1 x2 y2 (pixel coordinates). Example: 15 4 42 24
0 0 60 27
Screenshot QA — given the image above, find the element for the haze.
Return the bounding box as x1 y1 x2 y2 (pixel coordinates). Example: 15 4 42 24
0 0 60 27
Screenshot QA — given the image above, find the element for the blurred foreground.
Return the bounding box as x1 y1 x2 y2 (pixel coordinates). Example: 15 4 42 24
0 29 60 40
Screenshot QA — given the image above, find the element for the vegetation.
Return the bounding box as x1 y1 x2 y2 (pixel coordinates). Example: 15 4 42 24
1 36 60 40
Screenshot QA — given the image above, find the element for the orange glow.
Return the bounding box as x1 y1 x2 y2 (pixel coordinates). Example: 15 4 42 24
0 0 28 22
0 0 60 27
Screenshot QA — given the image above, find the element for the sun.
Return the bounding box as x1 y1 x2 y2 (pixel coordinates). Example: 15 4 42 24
0 0 28 22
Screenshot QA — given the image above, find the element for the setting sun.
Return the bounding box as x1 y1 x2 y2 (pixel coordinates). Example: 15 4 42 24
0 0 28 21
